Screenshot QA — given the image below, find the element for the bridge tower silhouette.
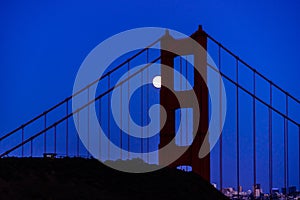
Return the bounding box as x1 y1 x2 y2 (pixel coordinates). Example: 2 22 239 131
159 26 210 181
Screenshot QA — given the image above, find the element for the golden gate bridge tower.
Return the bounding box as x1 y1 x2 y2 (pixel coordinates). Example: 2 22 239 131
159 26 210 181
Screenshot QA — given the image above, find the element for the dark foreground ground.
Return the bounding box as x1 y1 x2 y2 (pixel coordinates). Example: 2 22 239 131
0 157 228 200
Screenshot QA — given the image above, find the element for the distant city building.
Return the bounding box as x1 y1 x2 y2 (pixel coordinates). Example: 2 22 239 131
220 183 300 200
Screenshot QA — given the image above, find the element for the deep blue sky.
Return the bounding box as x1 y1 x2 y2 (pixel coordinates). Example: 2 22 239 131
0 0 300 191
1 0 300 133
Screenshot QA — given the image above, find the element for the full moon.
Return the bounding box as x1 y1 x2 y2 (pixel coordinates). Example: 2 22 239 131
152 76 161 88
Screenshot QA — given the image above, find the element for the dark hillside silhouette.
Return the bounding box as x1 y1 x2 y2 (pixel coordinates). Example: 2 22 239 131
0 158 228 200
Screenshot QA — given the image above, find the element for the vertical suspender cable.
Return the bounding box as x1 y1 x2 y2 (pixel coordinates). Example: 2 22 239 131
44 114 47 154
185 56 188 145
269 83 273 193
120 85 123 159
66 100 69 157
141 70 143 158
87 87 90 157
30 139 33 157
283 94 287 192
108 75 111 160
128 62 130 159
99 98 102 160
236 58 240 198
299 125 300 189
218 45 223 191
22 127 24 157
285 93 289 190
54 124 57 155
77 112 80 157
180 56 183 146
253 71 256 187
146 51 150 163
283 98 287 193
